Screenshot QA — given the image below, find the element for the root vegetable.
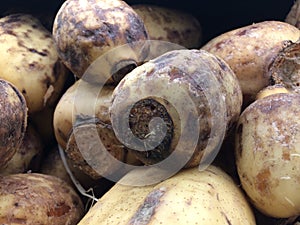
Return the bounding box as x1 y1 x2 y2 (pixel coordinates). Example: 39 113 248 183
78 165 256 225
201 21 300 105
54 79 113 150
52 0 149 83
53 79 139 180
0 173 84 225
110 49 242 169
132 4 202 49
53 80 80 150
66 121 125 180
0 124 43 175
235 92 300 218
0 79 27 169
0 13 69 113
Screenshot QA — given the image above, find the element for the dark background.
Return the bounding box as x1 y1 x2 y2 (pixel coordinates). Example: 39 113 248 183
0 0 295 45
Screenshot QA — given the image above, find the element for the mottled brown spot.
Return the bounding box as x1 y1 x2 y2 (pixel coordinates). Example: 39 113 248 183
4 29 16 36
169 67 184 81
282 150 291 161
255 167 271 194
185 197 192 205
47 202 71 217
29 62 37 70
236 26 259 36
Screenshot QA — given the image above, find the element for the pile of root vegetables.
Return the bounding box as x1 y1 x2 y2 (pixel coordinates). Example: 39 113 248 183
0 0 300 224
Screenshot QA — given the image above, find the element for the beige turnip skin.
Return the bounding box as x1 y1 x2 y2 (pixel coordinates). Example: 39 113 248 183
132 4 202 49
0 173 84 225
78 166 256 225
110 49 242 168
0 14 68 113
0 79 27 169
52 0 149 83
235 92 300 218
53 80 80 151
202 21 300 106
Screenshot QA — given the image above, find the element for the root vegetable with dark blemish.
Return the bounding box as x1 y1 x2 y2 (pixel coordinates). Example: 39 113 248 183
235 92 300 218
53 79 141 179
132 4 202 49
0 13 69 113
78 165 256 225
0 124 43 175
201 21 300 106
109 49 242 168
66 121 126 180
0 173 84 225
52 0 149 83
0 79 27 169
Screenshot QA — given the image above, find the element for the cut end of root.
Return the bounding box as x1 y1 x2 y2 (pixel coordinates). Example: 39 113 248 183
128 98 175 164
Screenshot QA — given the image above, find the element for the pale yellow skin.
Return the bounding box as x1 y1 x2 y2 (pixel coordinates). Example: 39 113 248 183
0 125 43 175
235 93 300 218
132 4 202 49
0 14 68 113
78 165 256 225
202 21 300 104
53 79 115 150
256 85 289 100
0 173 84 225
